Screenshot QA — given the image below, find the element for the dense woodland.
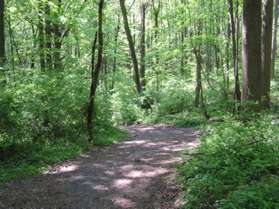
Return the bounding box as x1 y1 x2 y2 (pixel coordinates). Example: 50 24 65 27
0 0 279 208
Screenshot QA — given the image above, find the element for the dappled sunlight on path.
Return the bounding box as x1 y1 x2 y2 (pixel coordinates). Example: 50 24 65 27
0 125 199 209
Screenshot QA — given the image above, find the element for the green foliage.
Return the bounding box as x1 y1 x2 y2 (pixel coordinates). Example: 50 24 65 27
156 79 194 116
0 91 15 130
178 114 279 209
0 69 127 184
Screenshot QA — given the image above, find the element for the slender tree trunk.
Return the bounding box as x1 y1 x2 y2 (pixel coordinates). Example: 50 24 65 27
112 16 120 90
193 48 209 120
242 0 262 106
87 0 104 142
30 25 36 69
38 0 45 71
225 20 230 94
262 0 274 107
151 0 160 91
272 0 279 78
119 0 142 94
0 0 5 66
45 2 52 70
194 48 202 108
7 17 14 71
140 2 146 88
53 0 62 70
228 0 241 101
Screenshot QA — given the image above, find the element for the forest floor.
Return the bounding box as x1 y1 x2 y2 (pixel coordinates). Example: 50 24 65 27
0 125 200 209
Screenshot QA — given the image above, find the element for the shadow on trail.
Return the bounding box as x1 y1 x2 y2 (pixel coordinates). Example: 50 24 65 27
0 125 200 209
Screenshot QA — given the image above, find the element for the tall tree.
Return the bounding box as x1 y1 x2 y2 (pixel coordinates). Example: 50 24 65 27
151 0 160 42
45 2 53 69
38 0 46 71
53 0 63 70
0 0 5 66
242 0 262 106
272 0 279 78
140 1 146 87
119 0 142 94
112 15 120 89
228 0 241 101
87 0 104 142
262 0 274 107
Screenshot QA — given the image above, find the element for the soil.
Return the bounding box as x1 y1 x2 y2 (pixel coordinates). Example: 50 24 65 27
0 125 200 209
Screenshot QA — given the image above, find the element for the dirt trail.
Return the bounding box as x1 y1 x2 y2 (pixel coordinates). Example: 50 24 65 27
0 125 200 209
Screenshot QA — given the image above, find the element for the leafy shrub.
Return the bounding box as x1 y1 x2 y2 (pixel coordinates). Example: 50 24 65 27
0 90 16 131
156 79 194 116
178 114 279 209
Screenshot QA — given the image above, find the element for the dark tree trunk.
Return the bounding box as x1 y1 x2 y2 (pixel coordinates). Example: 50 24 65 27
119 0 142 94
152 0 160 42
140 2 146 87
112 16 120 90
38 0 46 71
151 0 161 91
228 0 241 101
272 0 279 78
262 0 274 107
53 0 62 70
30 25 36 69
45 2 52 70
193 48 210 120
87 0 104 142
194 48 202 108
242 0 262 106
7 17 14 71
225 20 230 94
0 0 5 66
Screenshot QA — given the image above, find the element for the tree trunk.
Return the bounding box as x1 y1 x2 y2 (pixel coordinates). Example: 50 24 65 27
140 2 146 88
38 0 45 71
193 48 209 120
262 0 274 107
151 0 161 91
272 0 279 78
53 0 62 70
194 48 202 108
87 0 104 142
7 17 14 71
45 2 52 70
119 0 142 94
30 25 36 69
112 15 120 90
0 0 5 66
242 0 262 106
228 0 241 101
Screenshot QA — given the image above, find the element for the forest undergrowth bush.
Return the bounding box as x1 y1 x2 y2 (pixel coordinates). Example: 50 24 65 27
0 70 127 184
178 113 279 209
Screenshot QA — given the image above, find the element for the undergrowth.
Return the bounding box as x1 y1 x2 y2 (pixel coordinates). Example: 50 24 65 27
178 113 279 209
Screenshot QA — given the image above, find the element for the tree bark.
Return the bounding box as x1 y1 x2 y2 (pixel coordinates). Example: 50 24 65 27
193 48 210 120
0 0 5 66
119 0 142 94
228 0 241 101
262 0 274 107
242 0 262 106
38 0 46 71
112 15 120 90
87 0 104 142
194 48 202 108
53 0 62 70
140 2 146 88
45 2 53 70
272 0 279 78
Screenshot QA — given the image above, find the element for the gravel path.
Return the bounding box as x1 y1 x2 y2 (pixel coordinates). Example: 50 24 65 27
0 125 200 209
